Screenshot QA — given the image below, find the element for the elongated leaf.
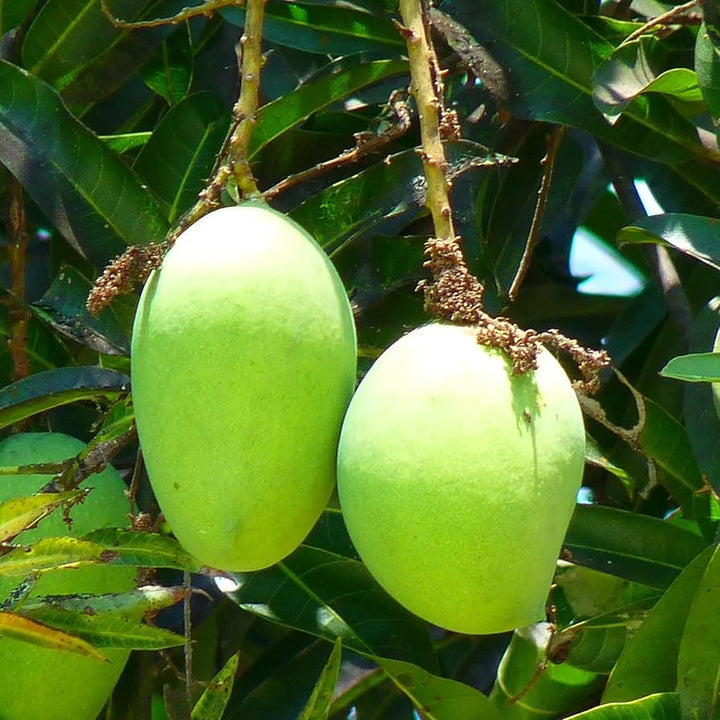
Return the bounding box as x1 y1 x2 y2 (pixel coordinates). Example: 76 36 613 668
603 545 714 703
19 606 186 649
0 367 129 431
224 545 437 672
564 505 708 589
660 352 720 382
0 537 107 578
141 22 193 106
0 491 86 544
380 658 501 720
222 1 403 55
192 651 240 720
298 639 342 720
134 91 231 223
0 610 107 660
568 693 681 719
82 528 201 571
0 60 168 266
22 585 186 616
677 542 720 720
618 213 720 273
249 57 409 158
438 0 715 168
1 0 36 33
490 625 603 718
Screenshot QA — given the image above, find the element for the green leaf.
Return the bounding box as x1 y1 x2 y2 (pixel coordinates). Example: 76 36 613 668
0 0 36 33
100 131 152 154
618 213 720 273
593 38 702 121
141 22 193 106
133 91 231 223
33 264 131 356
0 610 107 660
0 537 108 578
603 545 714 703
21 585 186 616
438 0 715 167
567 693 681 719
222 1 404 55
490 625 603 718
225 544 437 672
677 542 720 719
249 57 409 159
18 606 186 649
696 22 720 142
0 367 129 432
82 528 201 571
191 651 240 720
660 352 720 383
298 638 342 720
380 658 501 720
0 491 86 544
564 505 708 589
0 60 168 267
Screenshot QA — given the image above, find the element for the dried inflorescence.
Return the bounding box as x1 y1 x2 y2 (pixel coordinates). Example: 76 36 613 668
86 242 167 316
419 236 611 393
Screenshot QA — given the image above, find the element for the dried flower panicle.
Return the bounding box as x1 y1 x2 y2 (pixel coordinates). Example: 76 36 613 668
419 236 611 392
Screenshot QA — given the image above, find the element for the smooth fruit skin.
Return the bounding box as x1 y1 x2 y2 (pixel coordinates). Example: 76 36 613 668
337 323 585 634
131 204 357 571
0 433 134 720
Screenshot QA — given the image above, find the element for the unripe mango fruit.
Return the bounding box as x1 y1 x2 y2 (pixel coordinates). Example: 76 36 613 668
337 323 585 634
131 204 357 571
0 432 134 720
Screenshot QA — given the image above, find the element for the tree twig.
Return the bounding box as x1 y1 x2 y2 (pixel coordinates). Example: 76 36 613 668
508 125 566 302
6 172 31 386
600 145 693 351
100 0 239 29
621 0 700 45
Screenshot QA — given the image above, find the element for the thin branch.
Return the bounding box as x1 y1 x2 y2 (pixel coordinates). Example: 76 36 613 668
183 569 194 710
264 90 412 201
508 125 566 303
600 145 693 351
100 0 239 30
228 0 266 199
621 0 700 45
6 172 30 386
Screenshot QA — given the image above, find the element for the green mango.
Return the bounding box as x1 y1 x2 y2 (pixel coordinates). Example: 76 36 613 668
337 323 585 634
131 204 357 571
0 432 134 720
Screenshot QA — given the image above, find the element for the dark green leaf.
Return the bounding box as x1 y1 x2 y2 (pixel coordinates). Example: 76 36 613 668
0 60 168 267
568 693 681 719
250 57 409 159
222 1 403 55
677 542 720 719
225 545 437 672
618 213 720 273
564 505 708 589
660 352 720 382
191 651 240 720
141 22 193 106
380 658 501 720
0 0 36 33
696 22 720 142
134 91 231 223
298 638 342 720
603 545 714 703
0 367 129 431
33 264 131 355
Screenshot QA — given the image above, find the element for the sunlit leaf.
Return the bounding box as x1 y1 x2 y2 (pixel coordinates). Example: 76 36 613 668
568 692 681 719
191 651 240 720
660 352 720 383
298 638 342 720
0 491 86 544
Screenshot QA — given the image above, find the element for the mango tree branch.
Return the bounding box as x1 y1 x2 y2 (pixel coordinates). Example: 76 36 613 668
397 0 455 242
228 0 266 199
